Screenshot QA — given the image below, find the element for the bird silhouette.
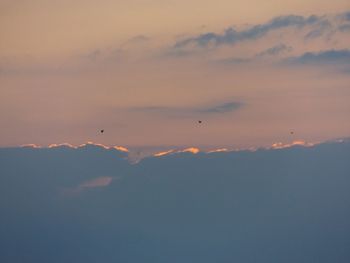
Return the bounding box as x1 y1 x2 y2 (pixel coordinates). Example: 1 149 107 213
100 130 104 134
198 120 202 124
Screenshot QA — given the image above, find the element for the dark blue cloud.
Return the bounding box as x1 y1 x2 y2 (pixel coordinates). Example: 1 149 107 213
286 49 350 65
174 15 321 49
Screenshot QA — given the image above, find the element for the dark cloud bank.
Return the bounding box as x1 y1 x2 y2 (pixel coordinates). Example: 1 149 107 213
1 140 350 262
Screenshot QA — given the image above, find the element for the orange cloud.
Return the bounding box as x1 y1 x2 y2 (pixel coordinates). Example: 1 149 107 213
271 140 314 149
48 143 77 149
113 146 129 152
84 142 110 150
20 142 130 154
154 150 175 157
77 142 129 152
80 176 113 188
180 147 200 154
154 147 200 157
21 144 41 148
207 148 228 153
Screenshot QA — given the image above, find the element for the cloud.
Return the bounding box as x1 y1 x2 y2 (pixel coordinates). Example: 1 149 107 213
174 14 322 49
48 143 77 149
170 11 350 62
285 49 350 65
222 57 252 64
198 102 242 113
207 148 228 153
154 147 232 157
221 48 350 70
79 176 114 188
21 143 42 148
304 19 332 39
62 176 116 196
179 147 200 154
22 142 130 153
1 140 350 262
220 44 292 64
154 149 175 157
113 146 129 152
126 35 150 44
256 44 293 57
342 12 350 21
271 140 315 149
129 101 242 117
85 49 102 62
338 24 350 32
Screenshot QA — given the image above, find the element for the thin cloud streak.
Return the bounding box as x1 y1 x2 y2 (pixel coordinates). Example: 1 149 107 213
128 101 243 118
285 49 350 65
219 43 293 64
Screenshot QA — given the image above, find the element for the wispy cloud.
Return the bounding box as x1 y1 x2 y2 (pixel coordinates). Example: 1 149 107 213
174 14 322 49
124 35 150 45
219 47 350 70
220 44 292 64
342 11 350 21
198 102 242 113
256 44 293 57
285 49 350 65
79 176 114 189
304 19 332 39
129 101 243 117
170 11 350 63
338 24 350 32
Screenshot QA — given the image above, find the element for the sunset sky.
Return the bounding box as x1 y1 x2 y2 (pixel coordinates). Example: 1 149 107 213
1 0 350 148
1 3 350 262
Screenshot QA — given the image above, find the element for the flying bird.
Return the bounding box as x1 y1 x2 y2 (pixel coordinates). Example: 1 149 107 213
198 120 202 124
290 131 294 135
100 129 104 134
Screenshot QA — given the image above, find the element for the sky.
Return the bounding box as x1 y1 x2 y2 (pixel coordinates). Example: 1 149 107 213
1 0 350 148
1 3 350 261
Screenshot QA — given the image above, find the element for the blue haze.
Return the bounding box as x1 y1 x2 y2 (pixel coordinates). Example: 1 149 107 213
0 141 350 262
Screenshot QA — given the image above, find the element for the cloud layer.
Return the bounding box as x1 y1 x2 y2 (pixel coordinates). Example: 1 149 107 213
1 140 350 262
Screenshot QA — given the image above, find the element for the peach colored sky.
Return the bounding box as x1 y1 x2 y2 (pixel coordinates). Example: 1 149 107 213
0 1 350 148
